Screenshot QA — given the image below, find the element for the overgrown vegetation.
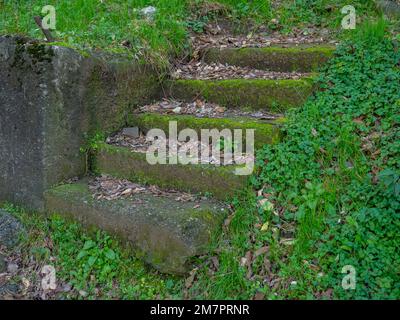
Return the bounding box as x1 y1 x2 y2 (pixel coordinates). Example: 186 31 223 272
1 1 399 300
187 19 400 300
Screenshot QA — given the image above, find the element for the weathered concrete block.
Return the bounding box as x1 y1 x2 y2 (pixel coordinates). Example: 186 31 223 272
44 180 226 274
166 78 315 112
0 209 25 248
0 36 161 210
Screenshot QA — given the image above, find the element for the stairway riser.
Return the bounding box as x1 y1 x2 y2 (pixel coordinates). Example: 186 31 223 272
94 144 247 200
166 79 314 112
128 114 283 150
203 46 335 72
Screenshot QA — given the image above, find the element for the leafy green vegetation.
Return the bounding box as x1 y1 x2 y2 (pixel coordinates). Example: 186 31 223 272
187 21 400 300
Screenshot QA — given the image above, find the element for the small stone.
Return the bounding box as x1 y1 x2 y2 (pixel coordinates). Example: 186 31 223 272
0 209 25 249
172 107 182 114
140 6 157 20
62 283 72 292
7 263 18 274
79 290 88 297
122 127 140 138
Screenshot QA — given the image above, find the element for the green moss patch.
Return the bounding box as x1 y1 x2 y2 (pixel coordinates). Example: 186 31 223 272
166 78 314 112
203 45 336 72
94 143 248 201
128 113 284 149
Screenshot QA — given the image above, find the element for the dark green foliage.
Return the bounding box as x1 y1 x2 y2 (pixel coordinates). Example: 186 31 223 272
253 36 400 299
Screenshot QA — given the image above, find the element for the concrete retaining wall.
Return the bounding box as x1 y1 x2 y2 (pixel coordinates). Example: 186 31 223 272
0 36 161 210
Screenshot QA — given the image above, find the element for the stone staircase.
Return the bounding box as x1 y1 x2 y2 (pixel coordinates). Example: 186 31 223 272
44 41 334 274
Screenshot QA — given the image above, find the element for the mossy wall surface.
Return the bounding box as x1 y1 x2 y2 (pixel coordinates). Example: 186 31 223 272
83 55 162 135
166 78 314 111
0 35 162 210
203 45 336 72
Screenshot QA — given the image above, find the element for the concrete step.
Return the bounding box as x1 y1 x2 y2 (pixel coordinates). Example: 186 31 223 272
202 44 335 72
94 142 248 200
128 112 284 149
44 179 227 274
165 78 314 112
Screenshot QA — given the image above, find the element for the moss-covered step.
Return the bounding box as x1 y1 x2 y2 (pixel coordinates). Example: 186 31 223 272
202 45 335 72
376 0 400 19
44 179 226 274
128 113 284 149
166 78 314 111
94 143 248 201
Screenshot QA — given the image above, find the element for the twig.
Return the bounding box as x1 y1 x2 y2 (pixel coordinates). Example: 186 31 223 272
33 16 55 42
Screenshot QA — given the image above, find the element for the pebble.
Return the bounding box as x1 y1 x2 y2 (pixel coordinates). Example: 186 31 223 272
122 127 140 138
7 263 18 274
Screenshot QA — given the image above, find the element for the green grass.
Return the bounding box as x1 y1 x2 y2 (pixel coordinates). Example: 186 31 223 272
0 0 380 66
275 0 378 32
0 0 190 66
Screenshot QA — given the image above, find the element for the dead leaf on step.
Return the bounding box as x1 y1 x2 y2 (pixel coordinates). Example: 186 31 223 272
121 188 132 196
172 62 311 81
253 292 265 300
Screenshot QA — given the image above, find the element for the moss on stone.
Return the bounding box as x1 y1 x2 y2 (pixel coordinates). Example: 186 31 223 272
44 179 226 274
203 45 336 72
83 60 162 136
94 143 248 201
166 78 314 112
128 112 283 149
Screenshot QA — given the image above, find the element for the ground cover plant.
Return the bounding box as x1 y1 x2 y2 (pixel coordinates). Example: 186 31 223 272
0 1 399 300
185 19 400 300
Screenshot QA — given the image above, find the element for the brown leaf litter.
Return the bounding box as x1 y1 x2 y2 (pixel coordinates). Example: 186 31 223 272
191 31 336 53
137 99 282 120
0 244 69 300
88 175 197 202
172 62 311 81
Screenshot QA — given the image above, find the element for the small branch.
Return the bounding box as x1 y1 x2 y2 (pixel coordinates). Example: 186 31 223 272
34 16 55 42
